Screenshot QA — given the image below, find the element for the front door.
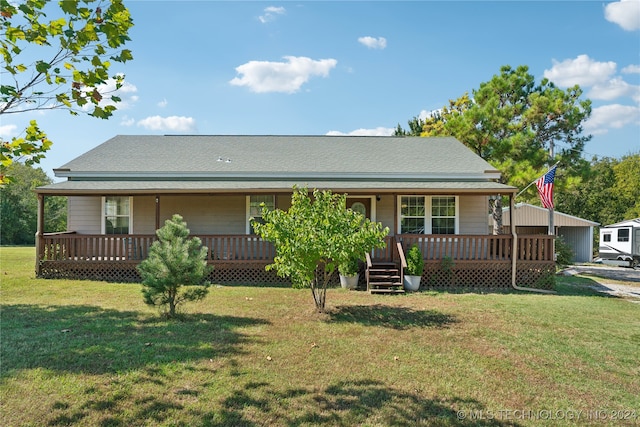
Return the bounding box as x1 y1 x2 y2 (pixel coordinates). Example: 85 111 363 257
348 197 372 220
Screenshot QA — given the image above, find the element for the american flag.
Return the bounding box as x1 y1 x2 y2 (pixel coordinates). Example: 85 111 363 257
535 165 557 209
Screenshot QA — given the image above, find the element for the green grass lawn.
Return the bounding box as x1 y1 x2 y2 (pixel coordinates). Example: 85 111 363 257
1 247 639 426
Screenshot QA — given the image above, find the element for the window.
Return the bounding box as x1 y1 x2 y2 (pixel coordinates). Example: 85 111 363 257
618 229 630 242
103 196 131 234
400 196 425 234
431 196 456 234
603 233 611 242
247 195 275 234
399 196 458 234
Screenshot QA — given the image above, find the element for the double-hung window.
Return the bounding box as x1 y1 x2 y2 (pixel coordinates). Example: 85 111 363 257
400 196 426 234
103 196 131 234
399 196 458 234
431 196 457 234
247 195 275 234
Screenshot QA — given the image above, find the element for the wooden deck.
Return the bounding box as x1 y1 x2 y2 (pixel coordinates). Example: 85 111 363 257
37 233 555 289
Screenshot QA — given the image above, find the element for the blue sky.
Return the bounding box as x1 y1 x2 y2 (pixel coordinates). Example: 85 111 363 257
2 0 639 180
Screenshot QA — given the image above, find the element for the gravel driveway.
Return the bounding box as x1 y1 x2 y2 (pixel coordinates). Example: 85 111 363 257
562 264 640 301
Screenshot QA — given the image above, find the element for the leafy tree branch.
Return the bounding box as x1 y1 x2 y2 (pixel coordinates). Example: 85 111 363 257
0 0 134 184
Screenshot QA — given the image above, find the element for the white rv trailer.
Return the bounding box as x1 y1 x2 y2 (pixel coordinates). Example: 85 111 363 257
598 218 640 268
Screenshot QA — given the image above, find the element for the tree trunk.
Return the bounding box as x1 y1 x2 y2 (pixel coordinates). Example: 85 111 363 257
491 196 504 235
168 288 177 318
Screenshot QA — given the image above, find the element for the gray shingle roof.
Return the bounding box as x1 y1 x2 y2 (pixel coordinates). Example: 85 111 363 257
38 135 516 194
55 135 496 175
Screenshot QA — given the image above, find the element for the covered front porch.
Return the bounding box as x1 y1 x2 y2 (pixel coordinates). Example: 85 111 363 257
37 232 555 290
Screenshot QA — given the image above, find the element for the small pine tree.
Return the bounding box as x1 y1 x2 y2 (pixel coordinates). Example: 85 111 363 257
137 214 211 318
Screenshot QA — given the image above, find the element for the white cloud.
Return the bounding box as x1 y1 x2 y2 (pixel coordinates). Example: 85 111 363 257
588 77 640 102
605 0 640 31
137 116 196 132
0 123 18 138
229 56 338 93
259 6 285 23
157 99 168 108
120 116 135 127
622 64 640 73
584 104 640 134
358 36 387 49
326 127 395 136
543 54 617 87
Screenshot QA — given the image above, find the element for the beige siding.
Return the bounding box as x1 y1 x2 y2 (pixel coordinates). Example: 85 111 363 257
67 196 102 233
503 204 598 227
157 195 246 234
459 195 489 234
376 195 396 235
70 195 275 235
67 196 102 234
67 193 489 236
133 196 156 234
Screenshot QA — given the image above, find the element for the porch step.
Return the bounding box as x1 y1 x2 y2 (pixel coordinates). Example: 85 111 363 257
367 262 404 294
368 288 406 294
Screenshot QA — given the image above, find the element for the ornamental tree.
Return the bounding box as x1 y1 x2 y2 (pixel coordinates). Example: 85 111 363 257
137 214 211 319
0 0 134 184
253 187 389 313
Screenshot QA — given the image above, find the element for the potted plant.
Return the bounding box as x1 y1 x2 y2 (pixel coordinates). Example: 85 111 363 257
404 244 423 291
338 257 360 290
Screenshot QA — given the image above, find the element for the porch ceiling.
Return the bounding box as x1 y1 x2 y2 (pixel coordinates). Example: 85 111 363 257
36 179 517 195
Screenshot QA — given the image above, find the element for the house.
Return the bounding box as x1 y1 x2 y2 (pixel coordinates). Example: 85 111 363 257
496 203 599 263
35 135 555 290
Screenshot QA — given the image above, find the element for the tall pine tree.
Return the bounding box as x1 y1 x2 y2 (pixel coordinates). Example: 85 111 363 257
397 65 592 232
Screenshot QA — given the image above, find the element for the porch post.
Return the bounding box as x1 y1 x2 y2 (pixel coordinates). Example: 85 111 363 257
510 193 517 288
155 195 160 230
393 193 398 236
35 193 44 276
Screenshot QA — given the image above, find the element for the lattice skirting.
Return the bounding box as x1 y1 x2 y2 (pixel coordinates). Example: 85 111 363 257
39 261 142 283
515 262 556 290
38 260 289 285
209 262 288 285
38 260 554 290
421 260 555 290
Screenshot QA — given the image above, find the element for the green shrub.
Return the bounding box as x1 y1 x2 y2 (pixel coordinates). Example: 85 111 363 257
555 236 574 268
406 244 424 276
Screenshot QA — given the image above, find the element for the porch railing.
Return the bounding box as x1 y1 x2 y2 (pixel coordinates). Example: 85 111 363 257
398 234 554 262
39 233 555 263
39 233 275 262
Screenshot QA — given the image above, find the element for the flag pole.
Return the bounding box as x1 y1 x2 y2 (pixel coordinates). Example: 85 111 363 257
549 202 554 235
